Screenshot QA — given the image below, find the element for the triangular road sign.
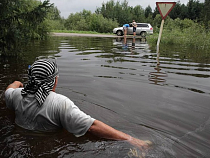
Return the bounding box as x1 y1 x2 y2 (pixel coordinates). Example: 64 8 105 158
156 2 176 19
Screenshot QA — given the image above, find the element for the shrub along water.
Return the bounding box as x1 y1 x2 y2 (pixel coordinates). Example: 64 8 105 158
64 10 119 33
147 18 210 52
0 0 52 55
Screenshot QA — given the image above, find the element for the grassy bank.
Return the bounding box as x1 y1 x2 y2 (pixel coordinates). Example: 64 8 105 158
147 29 210 51
147 19 210 52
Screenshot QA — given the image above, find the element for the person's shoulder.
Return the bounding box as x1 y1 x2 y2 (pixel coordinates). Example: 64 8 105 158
5 88 23 106
5 88 23 96
49 92 75 105
6 87 22 92
5 88 14 94
47 92 77 109
49 92 68 100
45 92 72 108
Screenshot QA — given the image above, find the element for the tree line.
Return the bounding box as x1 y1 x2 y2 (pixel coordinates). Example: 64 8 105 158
1 0 210 55
95 0 209 29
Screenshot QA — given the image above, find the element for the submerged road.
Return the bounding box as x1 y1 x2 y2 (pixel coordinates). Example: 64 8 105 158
52 32 117 38
52 32 143 39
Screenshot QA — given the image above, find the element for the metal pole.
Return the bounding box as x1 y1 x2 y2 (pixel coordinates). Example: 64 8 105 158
156 19 165 54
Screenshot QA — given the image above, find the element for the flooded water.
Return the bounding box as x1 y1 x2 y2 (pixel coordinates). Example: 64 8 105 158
0 36 210 158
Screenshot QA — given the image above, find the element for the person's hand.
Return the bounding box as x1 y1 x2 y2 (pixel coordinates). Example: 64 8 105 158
6 81 23 90
13 81 23 88
127 138 152 158
127 137 152 151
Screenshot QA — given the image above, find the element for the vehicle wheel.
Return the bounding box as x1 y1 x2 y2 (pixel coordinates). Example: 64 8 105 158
140 31 147 37
117 30 123 36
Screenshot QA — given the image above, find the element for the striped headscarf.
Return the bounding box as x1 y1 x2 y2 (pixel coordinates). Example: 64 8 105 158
21 59 59 106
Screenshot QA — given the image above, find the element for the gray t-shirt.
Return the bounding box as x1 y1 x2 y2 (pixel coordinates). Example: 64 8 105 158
5 88 95 137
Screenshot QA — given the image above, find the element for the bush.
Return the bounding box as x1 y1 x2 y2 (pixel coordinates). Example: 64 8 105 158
148 18 210 51
165 18 195 31
89 14 118 33
46 19 65 30
0 0 52 54
64 11 119 33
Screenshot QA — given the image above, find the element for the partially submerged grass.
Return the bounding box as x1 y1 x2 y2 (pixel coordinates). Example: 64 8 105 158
147 26 210 52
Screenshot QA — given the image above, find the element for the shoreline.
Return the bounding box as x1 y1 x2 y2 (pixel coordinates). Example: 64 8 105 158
52 32 116 38
52 32 143 39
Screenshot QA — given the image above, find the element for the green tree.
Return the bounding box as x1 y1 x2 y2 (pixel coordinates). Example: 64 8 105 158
89 14 118 33
113 1 124 25
96 0 115 20
201 0 210 29
152 14 162 29
179 4 189 19
165 18 195 31
64 10 118 33
46 5 65 30
131 5 145 23
65 12 82 30
0 0 52 54
169 1 184 19
47 5 62 20
120 0 132 24
145 5 152 18
96 0 145 26
152 6 159 19
187 0 203 20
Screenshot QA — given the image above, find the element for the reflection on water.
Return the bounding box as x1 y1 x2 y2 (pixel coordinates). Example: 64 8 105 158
0 36 210 158
149 52 168 85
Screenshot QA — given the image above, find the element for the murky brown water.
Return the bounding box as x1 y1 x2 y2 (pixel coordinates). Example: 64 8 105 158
0 36 210 158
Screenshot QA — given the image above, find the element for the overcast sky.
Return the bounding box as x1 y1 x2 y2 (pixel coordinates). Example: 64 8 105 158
46 0 205 18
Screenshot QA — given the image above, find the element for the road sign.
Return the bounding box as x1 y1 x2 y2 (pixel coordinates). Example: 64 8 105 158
156 2 176 54
156 2 176 20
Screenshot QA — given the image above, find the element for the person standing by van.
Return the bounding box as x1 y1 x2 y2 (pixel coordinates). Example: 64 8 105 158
132 20 137 37
123 24 129 36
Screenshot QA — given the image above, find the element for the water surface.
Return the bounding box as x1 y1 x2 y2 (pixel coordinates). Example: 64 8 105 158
0 36 210 158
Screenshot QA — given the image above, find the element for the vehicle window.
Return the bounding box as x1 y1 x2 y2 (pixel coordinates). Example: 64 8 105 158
137 24 149 27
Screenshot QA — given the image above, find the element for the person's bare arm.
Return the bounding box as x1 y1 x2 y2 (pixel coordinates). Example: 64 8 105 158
6 81 23 90
88 120 151 149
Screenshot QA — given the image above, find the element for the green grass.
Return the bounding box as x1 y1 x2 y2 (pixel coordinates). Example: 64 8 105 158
147 29 210 51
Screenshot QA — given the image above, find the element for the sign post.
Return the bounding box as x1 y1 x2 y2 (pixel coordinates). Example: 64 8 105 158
156 2 176 54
